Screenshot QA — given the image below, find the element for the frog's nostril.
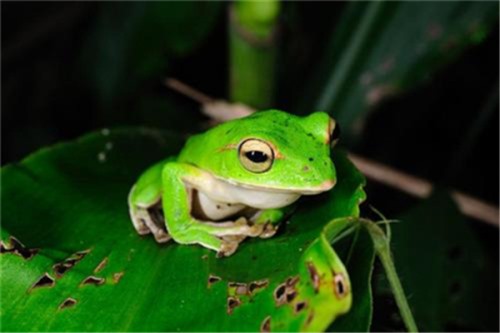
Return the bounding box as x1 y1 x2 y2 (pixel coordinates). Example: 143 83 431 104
302 165 310 172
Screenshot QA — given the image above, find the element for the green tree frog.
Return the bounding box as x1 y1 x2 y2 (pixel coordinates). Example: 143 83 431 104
128 110 340 257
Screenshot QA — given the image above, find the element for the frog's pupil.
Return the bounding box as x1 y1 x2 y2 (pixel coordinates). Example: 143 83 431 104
246 151 267 163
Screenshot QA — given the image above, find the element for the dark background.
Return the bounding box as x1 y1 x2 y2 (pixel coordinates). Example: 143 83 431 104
2 2 498 331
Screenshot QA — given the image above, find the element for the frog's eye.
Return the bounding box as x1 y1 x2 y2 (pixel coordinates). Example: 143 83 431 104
329 119 341 147
238 139 274 173
333 273 349 299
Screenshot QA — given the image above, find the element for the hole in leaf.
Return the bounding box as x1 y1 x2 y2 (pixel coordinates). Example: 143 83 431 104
249 279 269 294
53 249 91 278
274 276 300 306
260 316 271 333
227 296 242 315
59 297 77 310
333 272 349 299
208 274 222 288
286 290 297 303
294 301 307 313
81 276 105 286
53 260 76 278
273 283 286 304
30 273 55 291
0 236 39 260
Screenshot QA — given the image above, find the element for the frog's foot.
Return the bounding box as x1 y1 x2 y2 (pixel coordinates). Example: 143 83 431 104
258 223 278 239
217 235 247 257
130 206 151 236
202 217 263 237
130 205 171 243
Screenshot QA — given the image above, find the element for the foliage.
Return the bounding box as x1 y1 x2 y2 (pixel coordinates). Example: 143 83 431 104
295 1 498 142
1 128 373 331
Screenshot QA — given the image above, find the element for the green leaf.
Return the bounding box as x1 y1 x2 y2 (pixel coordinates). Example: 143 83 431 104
384 191 499 331
297 1 498 142
1 128 372 331
328 226 375 332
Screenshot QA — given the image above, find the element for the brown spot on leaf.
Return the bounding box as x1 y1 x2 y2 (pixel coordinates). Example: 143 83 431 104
236 284 248 295
113 272 124 284
208 274 222 288
307 261 320 293
260 316 271 332
306 311 315 326
0 236 39 260
94 257 108 273
30 273 55 291
59 297 77 310
81 276 105 286
229 282 248 295
227 296 242 315
286 276 299 287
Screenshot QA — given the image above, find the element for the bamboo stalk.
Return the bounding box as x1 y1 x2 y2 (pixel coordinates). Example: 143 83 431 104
229 0 280 109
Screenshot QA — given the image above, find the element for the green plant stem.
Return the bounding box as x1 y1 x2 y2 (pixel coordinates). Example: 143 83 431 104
377 246 418 332
229 0 280 109
362 219 419 332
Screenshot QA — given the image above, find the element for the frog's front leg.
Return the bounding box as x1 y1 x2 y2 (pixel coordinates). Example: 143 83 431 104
162 162 261 256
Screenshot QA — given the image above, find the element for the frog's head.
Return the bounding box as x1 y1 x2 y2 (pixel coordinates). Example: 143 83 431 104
185 110 340 195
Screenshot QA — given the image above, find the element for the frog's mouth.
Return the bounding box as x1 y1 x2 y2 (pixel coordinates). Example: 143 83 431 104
217 176 336 195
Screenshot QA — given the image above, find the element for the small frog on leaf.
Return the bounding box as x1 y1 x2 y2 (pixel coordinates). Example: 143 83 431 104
128 110 340 257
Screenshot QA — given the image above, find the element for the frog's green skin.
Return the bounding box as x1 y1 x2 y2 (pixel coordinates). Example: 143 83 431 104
128 110 338 256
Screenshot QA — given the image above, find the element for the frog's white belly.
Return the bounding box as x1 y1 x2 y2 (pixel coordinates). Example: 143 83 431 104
188 174 301 221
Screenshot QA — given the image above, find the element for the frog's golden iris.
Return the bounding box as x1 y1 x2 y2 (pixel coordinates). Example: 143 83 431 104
238 138 274 173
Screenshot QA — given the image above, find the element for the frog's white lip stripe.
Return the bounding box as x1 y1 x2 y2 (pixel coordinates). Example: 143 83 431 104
214 175 336 195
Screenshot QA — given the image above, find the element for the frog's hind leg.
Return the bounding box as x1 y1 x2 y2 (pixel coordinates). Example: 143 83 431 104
128 159 174 243
129 200 150 235
128 187 171 243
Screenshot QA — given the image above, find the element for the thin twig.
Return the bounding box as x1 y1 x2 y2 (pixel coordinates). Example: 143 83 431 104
165 78 214 104
349 153 499 227
164 78 499 227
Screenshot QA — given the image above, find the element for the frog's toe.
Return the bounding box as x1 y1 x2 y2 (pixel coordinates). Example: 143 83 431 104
130 204 171 243
130 208 151 235
216 236 244 257
142 212 171 243
259 223 279 239
152 228 172 243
